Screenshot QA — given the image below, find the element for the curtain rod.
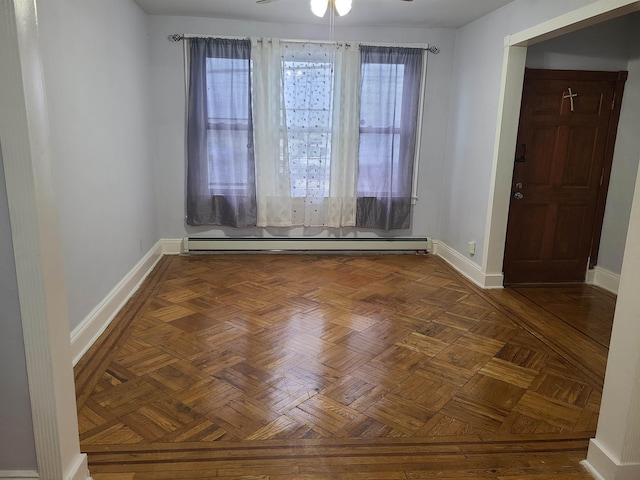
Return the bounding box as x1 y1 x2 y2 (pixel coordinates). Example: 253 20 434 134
169 34 439 53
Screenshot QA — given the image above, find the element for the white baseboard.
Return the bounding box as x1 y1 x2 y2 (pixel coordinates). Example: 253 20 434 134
481 272 505 289
432 240 503 289
433 240 620 293
70 239 181 366
586 266 620 295
67 453 89 480
0 471 38 479
583 439 640 480
160 238 183 255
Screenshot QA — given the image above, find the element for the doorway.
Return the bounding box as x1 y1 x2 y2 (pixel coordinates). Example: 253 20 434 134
482 7 640 288
503 68 627 284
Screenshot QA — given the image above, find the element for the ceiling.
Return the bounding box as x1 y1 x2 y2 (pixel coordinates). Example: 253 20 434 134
132 0 516 29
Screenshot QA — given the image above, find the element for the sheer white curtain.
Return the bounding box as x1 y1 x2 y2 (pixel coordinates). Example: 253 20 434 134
329 42 360 227
251 38 288 227
251 39 360 228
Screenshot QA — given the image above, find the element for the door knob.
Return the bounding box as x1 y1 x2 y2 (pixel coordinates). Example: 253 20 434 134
514 192 524 200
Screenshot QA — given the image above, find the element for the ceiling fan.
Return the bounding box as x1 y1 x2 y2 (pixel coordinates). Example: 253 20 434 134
257 0 413 18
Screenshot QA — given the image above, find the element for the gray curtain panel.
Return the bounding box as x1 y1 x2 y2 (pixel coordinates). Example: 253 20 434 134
186 38 257 227
356 45 423 230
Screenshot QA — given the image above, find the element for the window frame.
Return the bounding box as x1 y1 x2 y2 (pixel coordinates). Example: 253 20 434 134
358 45 428 205
203 50 254 196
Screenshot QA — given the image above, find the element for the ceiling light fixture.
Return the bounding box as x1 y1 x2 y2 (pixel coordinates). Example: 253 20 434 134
310 0 352 18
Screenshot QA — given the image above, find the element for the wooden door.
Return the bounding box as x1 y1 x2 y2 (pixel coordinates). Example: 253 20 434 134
503 69 627 284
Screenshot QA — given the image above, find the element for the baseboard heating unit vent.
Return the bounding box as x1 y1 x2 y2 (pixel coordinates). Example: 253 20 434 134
184 237 431 253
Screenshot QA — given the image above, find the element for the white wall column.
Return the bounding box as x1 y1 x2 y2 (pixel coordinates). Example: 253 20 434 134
0 1 88 479
584 163 640 479
481 44 527 287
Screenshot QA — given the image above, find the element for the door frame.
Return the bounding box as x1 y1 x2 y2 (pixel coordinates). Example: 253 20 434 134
589 71 628 268
0 1 87 479
481 0 640 285
502 68 627 283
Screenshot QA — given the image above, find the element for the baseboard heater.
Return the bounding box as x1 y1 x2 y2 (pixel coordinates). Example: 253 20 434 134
184 237 431 253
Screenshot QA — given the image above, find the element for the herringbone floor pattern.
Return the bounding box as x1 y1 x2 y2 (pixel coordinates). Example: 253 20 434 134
75 254 615 479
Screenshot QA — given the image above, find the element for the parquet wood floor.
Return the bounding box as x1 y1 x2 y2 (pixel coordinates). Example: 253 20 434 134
75 254 615 479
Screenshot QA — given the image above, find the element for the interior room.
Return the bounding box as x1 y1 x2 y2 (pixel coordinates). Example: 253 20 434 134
1 0 640 479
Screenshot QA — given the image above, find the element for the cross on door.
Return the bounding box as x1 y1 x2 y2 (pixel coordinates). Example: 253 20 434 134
563 87 578 112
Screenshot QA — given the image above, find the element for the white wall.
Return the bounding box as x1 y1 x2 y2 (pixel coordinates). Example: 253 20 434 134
525 14 632 70
524 13 640 275
587 120 640 477
440 0 601 267
0 145 37 471
37 0 158 332
149 15 456 240
600 15 640 274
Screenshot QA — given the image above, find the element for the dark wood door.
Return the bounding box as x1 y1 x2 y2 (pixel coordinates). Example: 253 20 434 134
504 69 627 284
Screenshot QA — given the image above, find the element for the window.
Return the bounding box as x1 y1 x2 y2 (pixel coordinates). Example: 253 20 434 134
281 43 335 199
357 46 424 230
186 38 425 230
186 38 256 227
252 40 359 228
205 56 252 195
358 61 405 195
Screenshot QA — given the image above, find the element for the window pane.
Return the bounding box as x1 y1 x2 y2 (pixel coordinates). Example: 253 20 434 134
359 62 405 196
205 57 252 195
360 63 405 130
358 132 401 194
206 129 251 193
206 58 250 123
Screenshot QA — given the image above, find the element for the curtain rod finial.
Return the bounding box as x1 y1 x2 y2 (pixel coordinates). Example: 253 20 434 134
427 46 439 54
169 34 183 42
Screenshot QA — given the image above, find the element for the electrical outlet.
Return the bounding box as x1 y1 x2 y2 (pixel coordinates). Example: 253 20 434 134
468 241 476 256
